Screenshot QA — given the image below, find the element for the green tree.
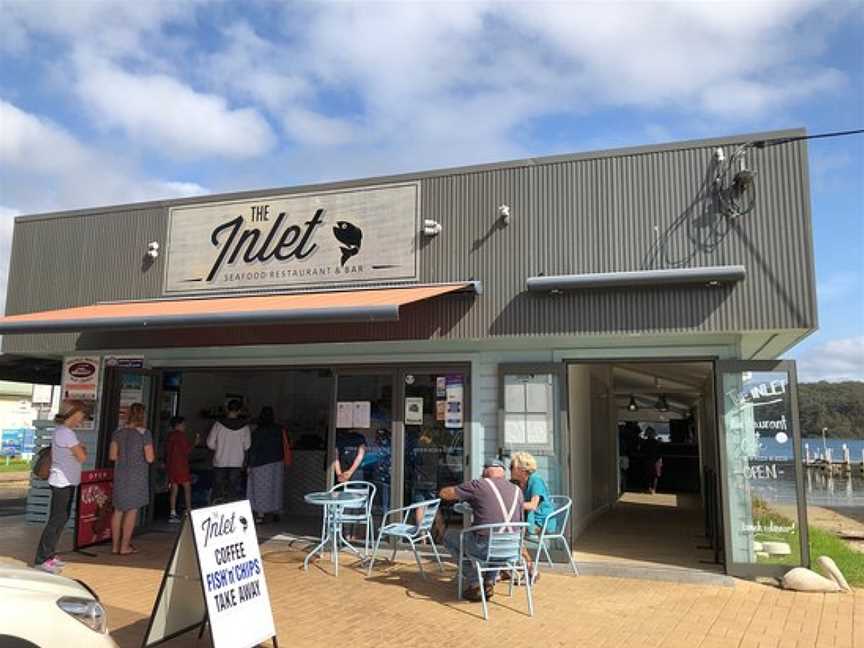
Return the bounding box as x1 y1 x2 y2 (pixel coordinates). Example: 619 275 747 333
797 381 864 439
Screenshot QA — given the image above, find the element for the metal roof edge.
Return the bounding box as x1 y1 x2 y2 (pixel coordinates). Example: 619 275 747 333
0 304 402 335
13 127 807 224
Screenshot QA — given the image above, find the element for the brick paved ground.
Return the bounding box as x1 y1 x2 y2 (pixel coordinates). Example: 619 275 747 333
1 519 860 648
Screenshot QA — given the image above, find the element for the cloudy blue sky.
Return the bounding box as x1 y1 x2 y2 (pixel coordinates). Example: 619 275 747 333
0 1 861 380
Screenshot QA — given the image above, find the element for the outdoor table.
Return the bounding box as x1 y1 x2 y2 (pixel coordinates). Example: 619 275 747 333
303 490 367 576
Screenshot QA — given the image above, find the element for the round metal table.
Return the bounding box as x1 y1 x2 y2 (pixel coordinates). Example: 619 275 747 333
303 491 367 576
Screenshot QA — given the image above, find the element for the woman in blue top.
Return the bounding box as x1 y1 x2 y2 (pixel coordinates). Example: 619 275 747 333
510 451 555 533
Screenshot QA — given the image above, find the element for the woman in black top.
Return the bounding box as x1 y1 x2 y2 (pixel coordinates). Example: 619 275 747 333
246 406 285 523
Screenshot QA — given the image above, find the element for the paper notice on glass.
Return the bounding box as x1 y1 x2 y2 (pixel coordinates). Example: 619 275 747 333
436 376 447 398
504 416 527 444
504 382 526 413
436 400 446 421
405 397 424 425
526 380 549 412
353 401 371 428
445 375 464 429
526 414 550 445
337 402 353 428
445 401 463 429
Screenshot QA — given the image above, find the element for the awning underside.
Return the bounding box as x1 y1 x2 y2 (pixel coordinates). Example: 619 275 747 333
0 283 477 334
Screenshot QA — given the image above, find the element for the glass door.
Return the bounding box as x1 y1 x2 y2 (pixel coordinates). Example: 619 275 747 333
98 366 162 525
332 370 394 515
716 360 809 577
401 370 467 533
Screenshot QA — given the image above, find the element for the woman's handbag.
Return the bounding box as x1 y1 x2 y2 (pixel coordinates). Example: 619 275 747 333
32 446 52 480
281 429 293 467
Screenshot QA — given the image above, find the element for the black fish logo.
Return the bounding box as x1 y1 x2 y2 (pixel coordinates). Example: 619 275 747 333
333 221 362 266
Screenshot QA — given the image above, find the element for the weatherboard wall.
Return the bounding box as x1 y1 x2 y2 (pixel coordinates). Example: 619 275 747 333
3 129 817 355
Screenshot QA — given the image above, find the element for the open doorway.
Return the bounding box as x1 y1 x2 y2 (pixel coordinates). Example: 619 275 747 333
567 360 721 571
100 363 470 550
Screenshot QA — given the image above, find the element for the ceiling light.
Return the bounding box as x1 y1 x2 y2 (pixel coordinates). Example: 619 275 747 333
655 394 669 412
627 396 639 412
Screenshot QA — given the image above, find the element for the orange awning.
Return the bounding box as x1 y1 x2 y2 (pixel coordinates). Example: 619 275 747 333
0 283 478 334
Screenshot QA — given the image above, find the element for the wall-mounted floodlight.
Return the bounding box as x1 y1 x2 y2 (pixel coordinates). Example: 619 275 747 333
423 219 442 237
732 168 756 195
498 204 512 225
146 241 160 259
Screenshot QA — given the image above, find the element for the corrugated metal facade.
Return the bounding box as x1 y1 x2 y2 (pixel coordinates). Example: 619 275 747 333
3 129 817 354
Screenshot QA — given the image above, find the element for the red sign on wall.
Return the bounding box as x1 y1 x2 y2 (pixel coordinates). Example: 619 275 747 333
75 469 114 550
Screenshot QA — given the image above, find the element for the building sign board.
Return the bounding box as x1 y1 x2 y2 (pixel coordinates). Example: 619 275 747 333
62 356 100 401
164 183 420 295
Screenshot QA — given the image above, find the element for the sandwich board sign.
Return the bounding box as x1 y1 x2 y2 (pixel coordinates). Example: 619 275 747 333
142 500 278 648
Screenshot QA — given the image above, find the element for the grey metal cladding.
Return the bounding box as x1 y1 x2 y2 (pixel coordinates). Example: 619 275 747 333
2 128 817 354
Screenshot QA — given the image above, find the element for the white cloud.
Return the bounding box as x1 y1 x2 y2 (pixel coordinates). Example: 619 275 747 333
2 1 854 172
0 100 209 211
0 1 193 57
0 101 210 315
74 56 275 160
796 336 864 382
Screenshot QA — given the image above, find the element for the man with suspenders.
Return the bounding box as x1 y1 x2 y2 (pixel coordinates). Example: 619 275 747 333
438 459 525 602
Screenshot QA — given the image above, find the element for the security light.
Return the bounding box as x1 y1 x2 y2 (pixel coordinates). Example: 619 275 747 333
146 241 160 259
422 219 442 237
627 396 639 412
733 168 756 194
498 204 512 225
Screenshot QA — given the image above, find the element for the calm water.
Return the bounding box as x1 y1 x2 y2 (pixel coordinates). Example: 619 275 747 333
751 437 864 509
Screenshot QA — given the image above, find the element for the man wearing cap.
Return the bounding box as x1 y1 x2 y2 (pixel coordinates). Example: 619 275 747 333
437 458 524 602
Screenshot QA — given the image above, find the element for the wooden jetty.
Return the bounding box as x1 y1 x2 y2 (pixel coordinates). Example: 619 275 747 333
803 442 864 475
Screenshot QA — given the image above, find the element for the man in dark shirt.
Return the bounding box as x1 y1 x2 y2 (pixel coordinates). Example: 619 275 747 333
438 459 524 601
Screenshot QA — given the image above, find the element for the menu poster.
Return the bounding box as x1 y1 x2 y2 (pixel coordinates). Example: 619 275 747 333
336 402 353 428
436 400 446 422
504 417 526 444
526 415 550 445
445 375 464 429
526 380 549 412
405 397 424 425
436 376 447 399
353 401 371 428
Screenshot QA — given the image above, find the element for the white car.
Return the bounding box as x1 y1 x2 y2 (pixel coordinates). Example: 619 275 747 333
0 565 119 647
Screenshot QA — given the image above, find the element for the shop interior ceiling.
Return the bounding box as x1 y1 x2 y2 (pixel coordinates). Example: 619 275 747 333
593 361 714 422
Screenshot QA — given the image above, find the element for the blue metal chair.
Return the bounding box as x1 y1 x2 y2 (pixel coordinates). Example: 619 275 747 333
329 481 377 557
366 498 443 578
458 522 533 621
529 495 579 579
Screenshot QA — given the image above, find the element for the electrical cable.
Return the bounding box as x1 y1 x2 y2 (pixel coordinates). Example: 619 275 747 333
709 128 863 219
751 128 864 149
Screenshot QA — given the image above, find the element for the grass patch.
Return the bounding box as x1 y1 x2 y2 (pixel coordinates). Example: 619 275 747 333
809 526 864 586
751 496 863 586
0 458 31 473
